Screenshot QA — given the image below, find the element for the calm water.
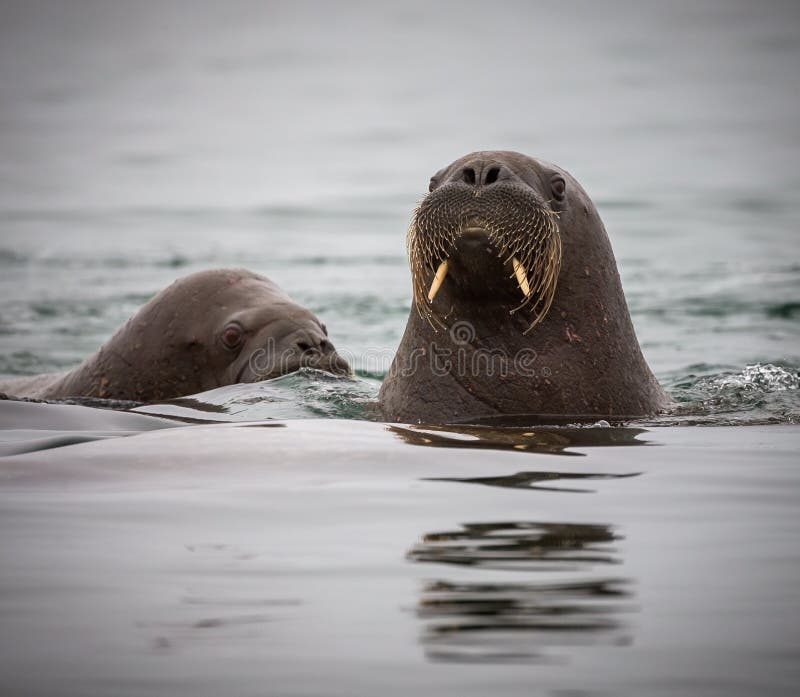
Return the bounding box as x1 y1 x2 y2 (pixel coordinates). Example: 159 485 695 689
1 417 799 697
1 1 799 695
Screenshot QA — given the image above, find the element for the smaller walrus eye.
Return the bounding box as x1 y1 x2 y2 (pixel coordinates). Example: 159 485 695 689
428 177 438 193
221 323 244 350
551 175 567 201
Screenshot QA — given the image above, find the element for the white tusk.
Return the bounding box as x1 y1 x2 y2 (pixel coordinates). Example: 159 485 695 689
512 257 531 297
427 260 449 302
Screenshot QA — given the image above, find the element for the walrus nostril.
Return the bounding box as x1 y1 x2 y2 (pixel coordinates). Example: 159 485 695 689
297 336 332 355
461 165 501 187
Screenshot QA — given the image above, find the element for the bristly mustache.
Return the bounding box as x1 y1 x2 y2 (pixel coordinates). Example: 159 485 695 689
407 181 562 334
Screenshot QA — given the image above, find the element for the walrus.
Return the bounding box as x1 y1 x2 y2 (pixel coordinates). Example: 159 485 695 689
378 151 670 423
0 268 350 402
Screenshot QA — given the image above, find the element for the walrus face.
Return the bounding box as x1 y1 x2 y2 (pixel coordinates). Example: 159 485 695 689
170 271 351 391
219 302 351 384
408 151 563 333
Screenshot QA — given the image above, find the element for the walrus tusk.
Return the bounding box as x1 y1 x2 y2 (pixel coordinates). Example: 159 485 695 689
427 260 449 302
512 257 531 297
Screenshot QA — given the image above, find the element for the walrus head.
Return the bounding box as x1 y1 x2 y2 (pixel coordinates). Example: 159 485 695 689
48 268 351 403
161 269 352 392
379 151 670 422
408 151 563 333
217 281 351 385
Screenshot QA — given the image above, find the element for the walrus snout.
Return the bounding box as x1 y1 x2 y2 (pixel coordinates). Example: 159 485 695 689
236 324 351 383
408 175 562 332
292 331 351 377
450 158 516 189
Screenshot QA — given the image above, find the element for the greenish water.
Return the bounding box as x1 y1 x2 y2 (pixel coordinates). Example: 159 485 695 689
1 1 799 426
1 192 798 426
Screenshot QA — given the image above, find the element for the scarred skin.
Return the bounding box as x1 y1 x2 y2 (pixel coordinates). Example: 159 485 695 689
0 268 350 402
378 151 670 423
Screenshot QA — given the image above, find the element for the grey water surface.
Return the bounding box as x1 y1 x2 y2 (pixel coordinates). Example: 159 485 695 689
1 1 799 696
2 421 799 697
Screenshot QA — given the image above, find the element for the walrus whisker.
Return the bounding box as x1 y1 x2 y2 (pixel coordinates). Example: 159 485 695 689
407 180 562 332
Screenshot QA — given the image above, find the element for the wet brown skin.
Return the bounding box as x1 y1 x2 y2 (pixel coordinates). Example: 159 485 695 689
378 151 671 423
0 268 350 402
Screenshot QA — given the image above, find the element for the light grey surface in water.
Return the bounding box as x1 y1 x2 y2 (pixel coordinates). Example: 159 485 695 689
1 2 800 696
1 421 799 697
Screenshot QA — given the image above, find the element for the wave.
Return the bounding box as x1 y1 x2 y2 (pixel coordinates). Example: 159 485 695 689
659 363 800 425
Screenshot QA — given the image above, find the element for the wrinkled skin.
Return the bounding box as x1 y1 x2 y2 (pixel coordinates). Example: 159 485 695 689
0 268 350 402
379 151 670 423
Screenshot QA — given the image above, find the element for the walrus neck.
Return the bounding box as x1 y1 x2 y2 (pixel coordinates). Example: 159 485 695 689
380 259 669 423
37 311 222 402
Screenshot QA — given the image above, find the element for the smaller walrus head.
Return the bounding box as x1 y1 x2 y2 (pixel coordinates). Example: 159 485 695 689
82 268 351 402
168 269 352 389
408 150 564 333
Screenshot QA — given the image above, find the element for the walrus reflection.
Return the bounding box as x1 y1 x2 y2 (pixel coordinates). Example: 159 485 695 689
425 469 640 494
407 521 634 664
407 521 620 569
388 423 649 456
418 578 634 664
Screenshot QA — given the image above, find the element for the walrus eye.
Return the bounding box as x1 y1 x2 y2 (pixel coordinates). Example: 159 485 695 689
428 177 438 193
221 323 243 350
551 175 567 201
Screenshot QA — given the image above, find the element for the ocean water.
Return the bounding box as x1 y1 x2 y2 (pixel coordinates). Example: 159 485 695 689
0 0 798 424
1 417 799 697
1 2 799 696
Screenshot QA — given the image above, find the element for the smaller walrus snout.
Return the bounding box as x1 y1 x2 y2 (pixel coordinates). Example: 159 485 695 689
294 333 333 356
234 323 350 383
293 331 351 376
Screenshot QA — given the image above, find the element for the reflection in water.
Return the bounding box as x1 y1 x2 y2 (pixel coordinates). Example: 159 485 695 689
419 578 634 664
40 396 143 411
407 522 634 663
133 369 379 422
408 522 621 570
425 470 640 493
154 397 229 414
131 396 235 424
389 423 648 456
448 413 647 427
